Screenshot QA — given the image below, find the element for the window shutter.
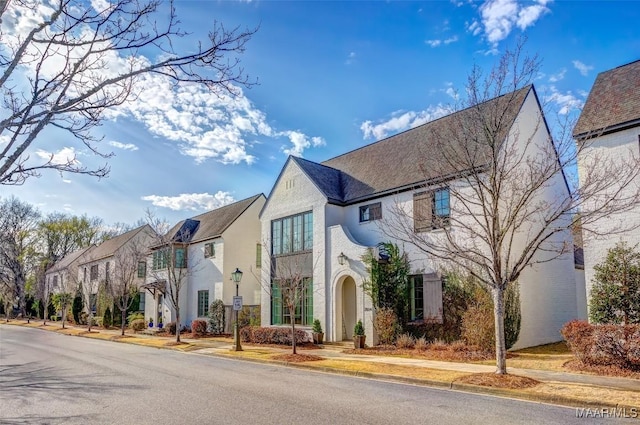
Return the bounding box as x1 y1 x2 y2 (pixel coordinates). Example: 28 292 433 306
423 274 443 323
413 192 432 232
305 279 313 325
271 284 282 325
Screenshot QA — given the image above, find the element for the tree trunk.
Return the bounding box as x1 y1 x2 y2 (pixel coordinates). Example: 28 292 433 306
87 309 92 332
121 309 126 336
176 310 181 343
291 320 297 355
492 286 507 375
62 306 67 329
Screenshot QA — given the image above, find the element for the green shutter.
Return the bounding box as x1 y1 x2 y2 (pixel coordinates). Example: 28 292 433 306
271 284 282 325
305 279 313 325
256 243 262 268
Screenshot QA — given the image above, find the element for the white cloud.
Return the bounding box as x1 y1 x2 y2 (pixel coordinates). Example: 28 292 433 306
141 191 236 212
360 105 451 140
62 179 72 184
346 51 356 65
281 131 326 157
426 36 458 48
548 68 566 83
572 60 594 76
545 85 584 115
469 0 551 47
34 147 80 165
108 141 138 151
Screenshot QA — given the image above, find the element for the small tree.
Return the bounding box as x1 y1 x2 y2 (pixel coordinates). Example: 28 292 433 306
52 292 73 329
110 235 150 336
268 252 314 355
589 242 640 325
208 299 226 335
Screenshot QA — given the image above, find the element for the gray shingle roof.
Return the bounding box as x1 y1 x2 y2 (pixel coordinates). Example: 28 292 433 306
163 194 264 244
298 86 531 204
47 246 94 273
573 60 640 138
80 224 153 264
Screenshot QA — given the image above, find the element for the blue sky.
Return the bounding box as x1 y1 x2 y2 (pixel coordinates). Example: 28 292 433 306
3 0 640 226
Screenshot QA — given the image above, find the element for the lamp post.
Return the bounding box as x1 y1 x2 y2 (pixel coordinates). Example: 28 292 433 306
231 267 243 351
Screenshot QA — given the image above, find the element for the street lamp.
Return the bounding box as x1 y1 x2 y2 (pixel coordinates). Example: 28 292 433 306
231 267 243 351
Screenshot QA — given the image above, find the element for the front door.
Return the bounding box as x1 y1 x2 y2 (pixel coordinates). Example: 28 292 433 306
341 277 357 340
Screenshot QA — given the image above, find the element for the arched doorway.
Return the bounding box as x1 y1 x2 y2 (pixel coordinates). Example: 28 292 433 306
340 276 357 340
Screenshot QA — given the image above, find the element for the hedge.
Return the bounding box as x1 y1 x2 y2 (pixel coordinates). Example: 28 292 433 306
240 326 308 345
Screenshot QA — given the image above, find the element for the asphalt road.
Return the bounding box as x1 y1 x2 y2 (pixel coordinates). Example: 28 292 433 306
0 325 635 425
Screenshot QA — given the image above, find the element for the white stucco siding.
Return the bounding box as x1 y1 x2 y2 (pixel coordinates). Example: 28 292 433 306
183 238 223 326
577 126 640 314
260 160 328 328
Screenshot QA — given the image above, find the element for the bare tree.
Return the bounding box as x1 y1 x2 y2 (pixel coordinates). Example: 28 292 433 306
146 212 196 343
109 237 148 335
0 196 41 318
383 41 640 374
259 249 315 355
0 267 14 322
33 261 52 325
0 0 256 185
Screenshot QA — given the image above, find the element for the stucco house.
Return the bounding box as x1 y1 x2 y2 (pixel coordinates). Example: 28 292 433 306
143 194 265 331
75 224 155 314
261 85 584 349
46 245 95 299
573 59 640 315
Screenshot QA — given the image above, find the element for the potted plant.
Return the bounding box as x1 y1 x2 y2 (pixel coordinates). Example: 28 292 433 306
353 319 366 349
312 319 324 345
148 317 153 328
157 316 163 329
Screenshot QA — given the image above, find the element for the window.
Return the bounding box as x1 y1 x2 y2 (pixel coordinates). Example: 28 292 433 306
271 278 313 326
137 261 146 278
197 290 209 317
359 202 382 222
271 211 313 256
204 242 215 258
174 247 186 268
409 275 424 321
53 275 58 288
413 187 450 232
83 267 87 282
256 244 262 268
105 262 110 283
90 265 98 281
138 292 145 312
152 250 167 270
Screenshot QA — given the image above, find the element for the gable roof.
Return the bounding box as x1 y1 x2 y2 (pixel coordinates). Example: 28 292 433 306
46 246 94 274
573 60 640 138
163 194 265 245
281 86 531 206
79 224 153 265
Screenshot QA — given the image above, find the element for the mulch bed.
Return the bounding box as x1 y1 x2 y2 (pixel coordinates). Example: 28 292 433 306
564 359 640 379
271 353 324 363
456 373 540 389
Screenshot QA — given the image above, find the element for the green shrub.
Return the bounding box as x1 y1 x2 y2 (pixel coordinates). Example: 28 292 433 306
312 319 323 334
103 307 112 328
238 306 260 328
354 320 365 336
72 295 83 324
130 318 146 332
127 312 144 324
208 299 226 334
374 307 400 345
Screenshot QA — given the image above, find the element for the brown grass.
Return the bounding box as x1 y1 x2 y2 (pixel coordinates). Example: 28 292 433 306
345 346 495 362
564 359 640 379
316 359 469 381
272 353 323 362
456 373 540 389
